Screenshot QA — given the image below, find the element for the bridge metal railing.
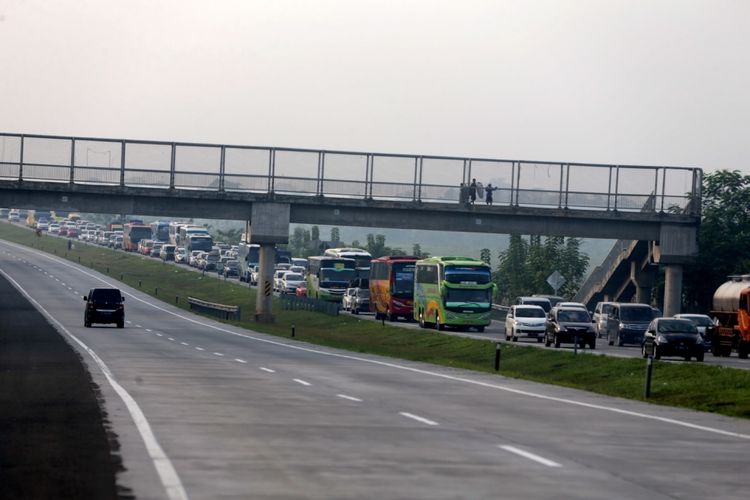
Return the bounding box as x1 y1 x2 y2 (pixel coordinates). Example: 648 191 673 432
0 132 702 215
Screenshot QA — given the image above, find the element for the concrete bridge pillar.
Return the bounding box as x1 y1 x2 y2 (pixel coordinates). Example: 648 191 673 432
663 264 683 317
631 261 656 304
247 203 290 323
255 244 276 322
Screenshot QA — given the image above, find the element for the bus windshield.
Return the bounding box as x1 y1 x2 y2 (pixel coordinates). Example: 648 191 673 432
392 263 415 297
320 268 356 284
445 288 492 307
444 266 491 285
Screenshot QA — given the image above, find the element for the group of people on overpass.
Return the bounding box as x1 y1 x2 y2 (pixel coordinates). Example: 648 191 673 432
459 178 498 207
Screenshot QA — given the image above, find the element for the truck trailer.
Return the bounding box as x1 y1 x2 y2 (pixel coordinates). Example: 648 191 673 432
711 275 750 358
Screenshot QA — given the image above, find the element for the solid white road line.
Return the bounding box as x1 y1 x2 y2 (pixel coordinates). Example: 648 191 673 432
10 241 750 442
399 412 439 426
0 269 190 500
293 378 311 386
259 367 275 373
234 358 247 364
499 445 562 468
337 394 363 402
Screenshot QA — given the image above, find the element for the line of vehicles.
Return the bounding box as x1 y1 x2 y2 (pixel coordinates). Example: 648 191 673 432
503 280 750 361
6 208 750 359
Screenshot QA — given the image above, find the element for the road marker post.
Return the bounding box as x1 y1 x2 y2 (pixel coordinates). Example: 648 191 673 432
644 354 654 398
291 323 296 338
495 342 501 371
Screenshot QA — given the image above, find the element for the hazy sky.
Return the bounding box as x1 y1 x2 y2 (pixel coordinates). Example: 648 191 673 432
1 0 748 174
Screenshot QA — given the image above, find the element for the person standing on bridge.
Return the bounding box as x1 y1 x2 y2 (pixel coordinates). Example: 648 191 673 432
469 179 477 205
485 183 499 205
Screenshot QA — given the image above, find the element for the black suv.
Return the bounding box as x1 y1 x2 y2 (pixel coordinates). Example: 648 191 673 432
545 306 596 349
84 288 125 328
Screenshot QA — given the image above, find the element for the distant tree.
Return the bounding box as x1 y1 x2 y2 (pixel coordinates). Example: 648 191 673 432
480 248 491 266
330 227 340 243
496 234 529 304
684 170 750 310
214 227 242 244
311 225 320 241
351 239 361 249
559 238 589 298
290 226 306 257
495 234 589 302
412 243 423 257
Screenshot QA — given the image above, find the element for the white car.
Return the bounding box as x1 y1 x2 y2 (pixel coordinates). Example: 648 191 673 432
279 273 305 294
273 270 289 292
505 305 547 342
342 288 357 312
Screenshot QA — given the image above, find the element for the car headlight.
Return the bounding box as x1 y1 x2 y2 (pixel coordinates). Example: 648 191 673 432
656 335 668 344
619 322 626 330
557 326 567 333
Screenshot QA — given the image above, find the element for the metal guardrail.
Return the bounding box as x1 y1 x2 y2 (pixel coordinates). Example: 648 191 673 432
0 132 702 215
187 296 241 320
280 295 340 316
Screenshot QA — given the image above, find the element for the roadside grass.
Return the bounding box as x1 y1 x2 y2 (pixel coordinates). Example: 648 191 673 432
3 222 750 420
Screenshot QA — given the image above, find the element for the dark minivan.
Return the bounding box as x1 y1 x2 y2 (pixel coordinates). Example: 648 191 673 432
84 288 125 328
605 303 654 346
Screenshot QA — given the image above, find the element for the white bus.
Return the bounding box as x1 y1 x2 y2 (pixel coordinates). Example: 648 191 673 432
324 248 372 279
177 225 210 247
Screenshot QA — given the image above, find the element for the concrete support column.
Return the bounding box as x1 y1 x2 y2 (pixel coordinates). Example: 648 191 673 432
247 202 290 323
663 264 683 317
631 261 655 304
255 244 276 323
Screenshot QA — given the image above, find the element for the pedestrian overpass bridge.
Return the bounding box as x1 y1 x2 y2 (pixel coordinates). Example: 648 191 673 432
0 132 702 318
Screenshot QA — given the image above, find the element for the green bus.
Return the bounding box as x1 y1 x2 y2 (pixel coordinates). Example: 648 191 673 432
307 256 357 302
413 256 494 332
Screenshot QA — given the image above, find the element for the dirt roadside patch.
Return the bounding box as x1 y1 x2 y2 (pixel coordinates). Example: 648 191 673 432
0 273 127 499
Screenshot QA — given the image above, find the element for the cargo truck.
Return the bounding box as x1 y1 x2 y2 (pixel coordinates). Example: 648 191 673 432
711 275 750 358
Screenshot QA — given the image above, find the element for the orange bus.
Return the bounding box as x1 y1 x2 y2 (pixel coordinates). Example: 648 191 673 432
369 256 418 322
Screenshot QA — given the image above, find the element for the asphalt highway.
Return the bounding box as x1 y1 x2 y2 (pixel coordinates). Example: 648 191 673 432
1 239 749 500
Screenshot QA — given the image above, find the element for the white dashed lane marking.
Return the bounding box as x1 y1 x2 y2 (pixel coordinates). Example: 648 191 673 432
259 367 275 373
234 358 247 364
195 347 205 351
499 445 562 468
213 352 224 357
399 412 439 426
337 394 363 402
293 379 311 386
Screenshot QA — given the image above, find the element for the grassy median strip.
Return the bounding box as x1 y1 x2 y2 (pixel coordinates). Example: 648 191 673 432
2 222 750 420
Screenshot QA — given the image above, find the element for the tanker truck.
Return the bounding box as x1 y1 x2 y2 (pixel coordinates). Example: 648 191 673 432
711 275 750 358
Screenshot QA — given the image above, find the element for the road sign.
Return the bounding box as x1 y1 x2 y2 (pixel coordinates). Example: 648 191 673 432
547 271 566 294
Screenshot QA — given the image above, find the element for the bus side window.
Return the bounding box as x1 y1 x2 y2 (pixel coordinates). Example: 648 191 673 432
741 293 749 313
